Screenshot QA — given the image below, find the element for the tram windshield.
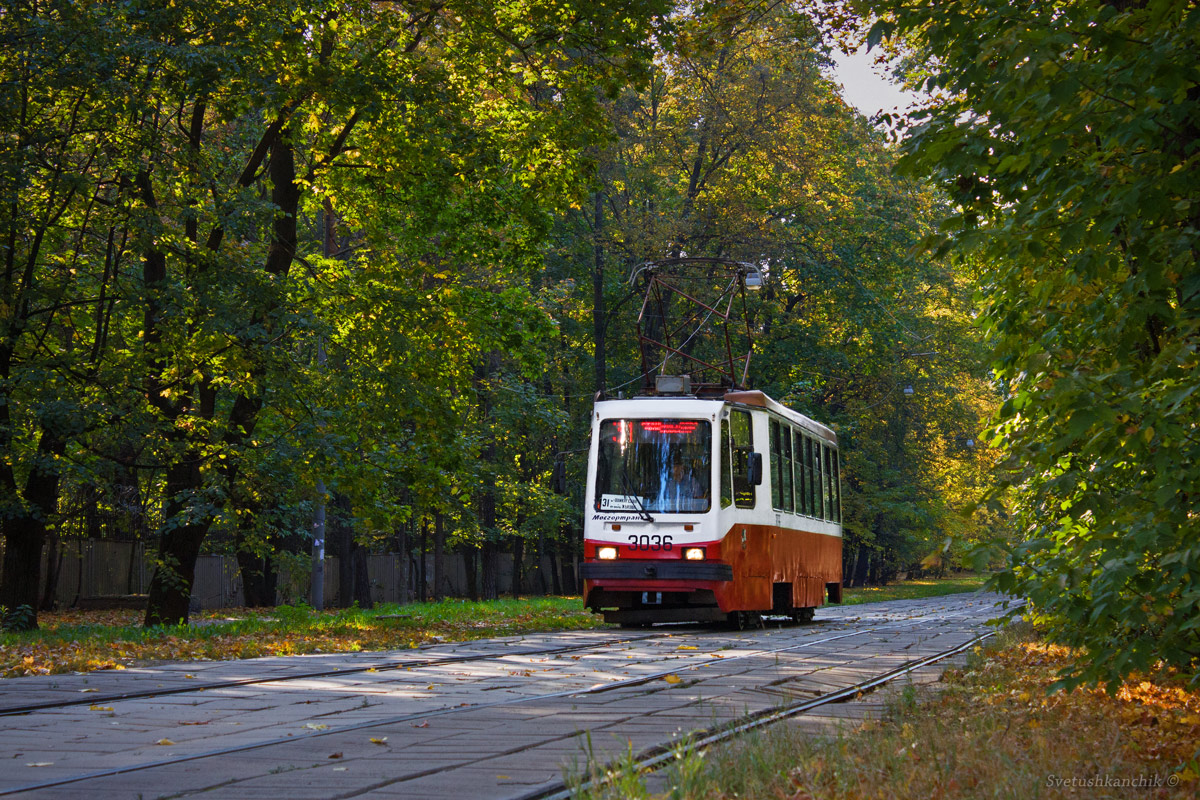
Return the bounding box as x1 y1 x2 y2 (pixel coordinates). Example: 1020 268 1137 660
595 419 712 514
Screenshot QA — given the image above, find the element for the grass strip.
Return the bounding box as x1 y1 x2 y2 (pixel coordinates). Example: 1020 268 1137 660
841 573 987 605
2 575 987 678
0 597 603 678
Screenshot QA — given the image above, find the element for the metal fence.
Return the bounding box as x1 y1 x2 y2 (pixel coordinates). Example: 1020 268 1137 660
8 541 576 610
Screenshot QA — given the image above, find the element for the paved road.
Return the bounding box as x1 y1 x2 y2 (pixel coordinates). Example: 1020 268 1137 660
0 593 1010 799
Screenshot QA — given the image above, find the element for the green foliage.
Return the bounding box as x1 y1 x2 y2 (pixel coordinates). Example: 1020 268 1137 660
1 0 995 626
865 0 1200 687
559 0 997 580
1 605 36 633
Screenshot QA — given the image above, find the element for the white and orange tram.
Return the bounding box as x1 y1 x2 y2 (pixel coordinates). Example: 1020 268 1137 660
580 389 843 627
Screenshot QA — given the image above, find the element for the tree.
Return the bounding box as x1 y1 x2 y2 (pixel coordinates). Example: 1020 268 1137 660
864 0 1200 687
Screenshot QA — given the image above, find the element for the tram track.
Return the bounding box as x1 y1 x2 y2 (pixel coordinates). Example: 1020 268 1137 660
0 598 973 718
0 601 998 798
0 631 673 717
525 630 997 800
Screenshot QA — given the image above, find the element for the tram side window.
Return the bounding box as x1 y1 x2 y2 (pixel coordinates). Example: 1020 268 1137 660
729 409 756 508
781 424 794 512
832 448 841 523
720 419 733 509
822 444 834 521
825 448 835 522
769 420 783 510
794 430 808 515
816 442 824 520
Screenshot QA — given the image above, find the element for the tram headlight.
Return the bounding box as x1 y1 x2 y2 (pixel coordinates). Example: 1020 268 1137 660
597 546 618 560
683 547 706 561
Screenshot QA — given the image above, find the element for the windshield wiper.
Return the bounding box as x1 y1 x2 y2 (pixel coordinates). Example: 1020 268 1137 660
619 462 655 523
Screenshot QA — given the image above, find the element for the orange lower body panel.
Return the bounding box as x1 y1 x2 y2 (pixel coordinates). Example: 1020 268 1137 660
583 523 842 614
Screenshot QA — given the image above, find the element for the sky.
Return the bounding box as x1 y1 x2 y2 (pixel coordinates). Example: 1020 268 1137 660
829 46 924 119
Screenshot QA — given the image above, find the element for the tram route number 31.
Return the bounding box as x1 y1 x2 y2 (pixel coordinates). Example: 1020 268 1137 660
628 534 673 551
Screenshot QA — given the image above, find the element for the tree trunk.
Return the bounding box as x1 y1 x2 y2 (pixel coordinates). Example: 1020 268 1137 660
330 493 355 608
535 530 548 595
236 550 277 607
395 524 409 605
351 546 372 609
233 496 276 607
464 543 479 601
549 544 563 596
418 518 428 603
853 547 871 588
144 457 206 626
512 536 524 598
39 530 61 611
433 512 445 601
0 517 47 629
0 429 67 630
481 540 498 600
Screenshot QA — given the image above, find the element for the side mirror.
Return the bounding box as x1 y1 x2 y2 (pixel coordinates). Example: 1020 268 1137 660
747 452 763 486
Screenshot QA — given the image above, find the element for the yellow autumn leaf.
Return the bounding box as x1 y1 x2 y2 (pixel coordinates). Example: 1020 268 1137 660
89 705 114 711
497 774 511 779
369 737 388 745
156 739 175 746
677 645 698 650
663 674 682 684
79 688 98 693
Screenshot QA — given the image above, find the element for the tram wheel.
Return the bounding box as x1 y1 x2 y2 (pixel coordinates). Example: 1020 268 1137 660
789 607 815 624
727 611 762 630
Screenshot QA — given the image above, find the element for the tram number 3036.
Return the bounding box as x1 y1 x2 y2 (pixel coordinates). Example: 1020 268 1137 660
628 534 673 551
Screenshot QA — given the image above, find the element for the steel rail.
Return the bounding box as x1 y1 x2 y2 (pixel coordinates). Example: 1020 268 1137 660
0 600 1002 797
524 630 998 800
3 597 975 717
0 627 882 797
0 632 668 717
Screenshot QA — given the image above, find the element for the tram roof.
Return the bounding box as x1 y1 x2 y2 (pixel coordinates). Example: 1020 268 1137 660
595 390 837 445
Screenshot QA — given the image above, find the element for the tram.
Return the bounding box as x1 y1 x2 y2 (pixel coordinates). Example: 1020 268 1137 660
579 388 843 627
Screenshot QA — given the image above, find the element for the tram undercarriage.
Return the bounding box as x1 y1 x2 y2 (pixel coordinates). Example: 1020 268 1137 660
583 580 840 627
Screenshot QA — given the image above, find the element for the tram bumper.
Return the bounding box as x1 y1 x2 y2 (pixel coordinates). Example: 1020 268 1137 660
579 561 733 582
580 561 733 624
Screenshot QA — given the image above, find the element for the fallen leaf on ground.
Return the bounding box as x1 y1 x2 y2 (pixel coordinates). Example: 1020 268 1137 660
79 688 98 693
369 737 388 745
412 721 429 728
328 752 343 759
677 645 699 650
663 674 682 684
304 723 329 730
88 705 113 711
156 739 175 746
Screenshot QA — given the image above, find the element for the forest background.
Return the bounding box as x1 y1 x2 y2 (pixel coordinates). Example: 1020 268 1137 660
3 0 1194 690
